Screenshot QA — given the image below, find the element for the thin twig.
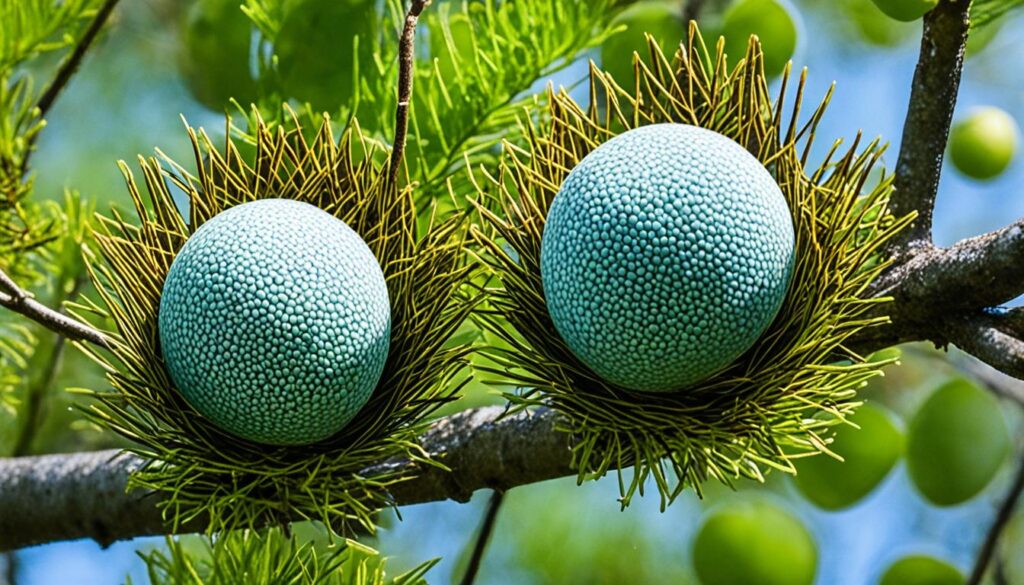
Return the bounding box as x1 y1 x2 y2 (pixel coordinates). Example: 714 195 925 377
21 0 122 176
951 352 1024 406
994 557 1009 585
902 346 1024 406
2 553 15 585
682 0 707 24
0 268 109 349
387 0 432 193
0 271 27 303
11 334 68 456
10 276 85 456
887 0 971 250
943 316 1024 381
968 453 1024 585
459 490 506 585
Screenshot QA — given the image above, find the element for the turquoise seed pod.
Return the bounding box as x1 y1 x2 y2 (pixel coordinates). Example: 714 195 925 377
540 124 795 392
158 199 391 445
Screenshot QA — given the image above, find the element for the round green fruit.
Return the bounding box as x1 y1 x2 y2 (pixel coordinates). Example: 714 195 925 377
844 0 916 47
275 0 377 112
879 555 964 585
718 0 799 77
692 499 816 585
869 0 939 22
794 403 903 510
540 124 795 392
159 199 391 445
179 0 258 111
906 378 1011 506
600 2 684 86
948 106 1019 181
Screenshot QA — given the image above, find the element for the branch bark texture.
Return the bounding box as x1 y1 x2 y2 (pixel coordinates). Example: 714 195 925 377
0 407 570 551
0 270 110 349
4 0 1024 556
887 0 971 248
386 0 432 192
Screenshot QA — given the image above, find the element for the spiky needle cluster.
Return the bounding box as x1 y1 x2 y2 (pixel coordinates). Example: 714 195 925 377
76 110 477 535
471 28 913 507
137 529 436 585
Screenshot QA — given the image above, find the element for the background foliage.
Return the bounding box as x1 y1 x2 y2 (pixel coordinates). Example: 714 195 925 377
1 0 1024 584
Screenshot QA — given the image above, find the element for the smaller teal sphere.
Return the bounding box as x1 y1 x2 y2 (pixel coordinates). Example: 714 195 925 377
158 199 390 445
540 124 795 392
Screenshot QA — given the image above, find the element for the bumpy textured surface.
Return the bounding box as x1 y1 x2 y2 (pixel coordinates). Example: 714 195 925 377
540 124 794 392
159 199 391 445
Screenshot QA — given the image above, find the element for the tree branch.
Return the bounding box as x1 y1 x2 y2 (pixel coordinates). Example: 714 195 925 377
386 0 432 193
887 0 971 249
874 219 1024 319
0 268 110 349
852 217 1024 356
35 0 121 119
943 314 1024 381
10 275 87 456
0 449 149 552
968 452 1024 585
21 0 121 176
0 407 570 551
3 0 1024 557
458 490 505 585
948 351 1024 407
682 0 707 24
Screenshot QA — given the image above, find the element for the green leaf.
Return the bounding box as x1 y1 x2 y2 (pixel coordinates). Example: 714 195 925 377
970 0 1024 30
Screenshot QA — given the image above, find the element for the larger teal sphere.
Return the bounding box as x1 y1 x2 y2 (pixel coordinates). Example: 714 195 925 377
540 124 794 392
158 199 391 445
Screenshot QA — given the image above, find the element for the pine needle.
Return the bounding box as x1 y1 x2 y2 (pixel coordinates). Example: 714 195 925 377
78 106 479 536
471 26 914 509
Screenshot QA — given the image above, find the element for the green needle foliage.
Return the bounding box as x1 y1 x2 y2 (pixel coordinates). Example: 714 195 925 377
135 530 436 585
0 318 34 415
1 191 94 451
397 0 619 198
269 0 619 203
0 76 58 271
472 27 912 507
0 0 103 71
77 109 478 536
1 0 105 261
971 0 1024 30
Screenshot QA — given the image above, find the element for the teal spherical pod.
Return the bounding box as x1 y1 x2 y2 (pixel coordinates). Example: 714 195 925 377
158 199 391 445
540 124 795 392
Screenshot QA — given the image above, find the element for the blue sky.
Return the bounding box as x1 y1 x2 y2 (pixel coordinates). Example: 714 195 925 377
11 3 1024 584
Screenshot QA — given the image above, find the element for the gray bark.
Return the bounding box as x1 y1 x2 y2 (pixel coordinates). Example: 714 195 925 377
0 407 570 551
2 0 1024 555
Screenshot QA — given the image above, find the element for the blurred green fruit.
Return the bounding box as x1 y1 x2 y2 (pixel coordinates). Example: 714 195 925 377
794 403 903 510
879 555 964 585
907 378 1010 506
843 0 916 47
948 106 1019 181
179 0 258 111
717 0 798 77
869 0 939 22
600 2 684 87
692 499 816 585
276 0 377 112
